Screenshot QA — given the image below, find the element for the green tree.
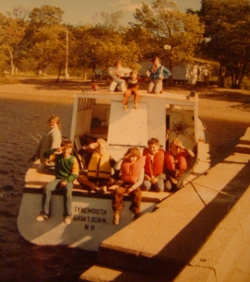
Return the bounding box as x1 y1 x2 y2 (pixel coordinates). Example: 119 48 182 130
71 12 140 81
0 12 25 75
69 24 99 79
199 0 250 88
24 5 65 75
131 0 204 80
94 12 140 75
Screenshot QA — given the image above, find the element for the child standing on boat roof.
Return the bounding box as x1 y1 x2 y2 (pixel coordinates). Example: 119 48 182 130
141 138 166 192
112 147 145 225
77 139 116 192
36 140 79 224
165 138 195 192
122 70 146 110
108 60 131 92
146 56 172 94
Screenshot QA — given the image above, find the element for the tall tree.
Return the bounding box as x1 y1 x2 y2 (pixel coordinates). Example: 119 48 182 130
69 25 97 79
92 11 140 75
131 0 204 78
25 5 65 75
199 0 250 88
0 12 25 75
71 12 140 80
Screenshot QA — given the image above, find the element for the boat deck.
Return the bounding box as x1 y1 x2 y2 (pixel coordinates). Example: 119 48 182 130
19 160 171 251
24 160 170 203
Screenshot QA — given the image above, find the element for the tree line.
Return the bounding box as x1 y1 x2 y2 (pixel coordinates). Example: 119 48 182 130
0 0 250 88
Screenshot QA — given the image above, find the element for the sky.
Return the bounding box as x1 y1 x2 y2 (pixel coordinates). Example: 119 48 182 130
0 0 201 25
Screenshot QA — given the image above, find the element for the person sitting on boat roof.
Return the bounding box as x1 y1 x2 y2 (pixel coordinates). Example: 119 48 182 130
108 60 131 92
36 139 79 225
112 147 145 225
29 115 62 164
165 138 195 192
122 70 147 110
146 56 172 94
141 138 166 192
77 139 116 192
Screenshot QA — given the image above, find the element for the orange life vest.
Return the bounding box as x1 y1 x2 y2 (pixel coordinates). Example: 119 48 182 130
176 151 187 172
165 150 187 172
143 148 165 177
121 156 145 184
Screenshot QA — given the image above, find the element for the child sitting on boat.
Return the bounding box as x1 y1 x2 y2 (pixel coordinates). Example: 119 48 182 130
29 115 62 164
108 60 131 92
141 138 166 192
122 70 146 110
112 147 145 225
77 139 116 192
36 139 79 224
165 138 195 192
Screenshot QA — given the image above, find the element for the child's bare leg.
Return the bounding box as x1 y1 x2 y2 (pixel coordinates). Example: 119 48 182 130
123 90 131 109
123 90 131 104
134 90 139 109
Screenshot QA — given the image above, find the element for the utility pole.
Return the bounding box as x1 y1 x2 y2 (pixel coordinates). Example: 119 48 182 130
65 29 69 80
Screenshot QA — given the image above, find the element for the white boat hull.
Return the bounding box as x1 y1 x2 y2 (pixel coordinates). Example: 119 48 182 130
18 90 210 251
17 192 158 251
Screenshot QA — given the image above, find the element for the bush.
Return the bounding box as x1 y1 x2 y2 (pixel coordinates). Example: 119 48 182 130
241 77 250 90
0 75 20 85
223 77 232 89
223 76 250 90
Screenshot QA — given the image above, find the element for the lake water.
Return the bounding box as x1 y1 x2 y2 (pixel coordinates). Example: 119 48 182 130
0 96 96 282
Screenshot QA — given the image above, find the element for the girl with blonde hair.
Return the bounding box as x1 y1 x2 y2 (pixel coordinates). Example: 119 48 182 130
30 115 62 163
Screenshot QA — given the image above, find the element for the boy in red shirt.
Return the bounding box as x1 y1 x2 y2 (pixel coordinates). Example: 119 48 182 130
141 138 166 192
165 138 194 191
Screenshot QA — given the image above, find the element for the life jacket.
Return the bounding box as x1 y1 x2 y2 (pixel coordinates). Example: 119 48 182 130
165 151 176 171
87 151 112 179
143 148 165 177
176 151 187 172
165 150 187 172
121 156 146 184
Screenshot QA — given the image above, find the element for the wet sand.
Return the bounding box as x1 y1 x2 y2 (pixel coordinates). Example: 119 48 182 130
0 78 249 281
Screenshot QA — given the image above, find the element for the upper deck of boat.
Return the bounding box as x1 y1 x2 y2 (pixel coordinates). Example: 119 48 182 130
74 89 198 106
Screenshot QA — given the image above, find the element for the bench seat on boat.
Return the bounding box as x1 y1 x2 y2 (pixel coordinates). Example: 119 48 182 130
24 160 170 203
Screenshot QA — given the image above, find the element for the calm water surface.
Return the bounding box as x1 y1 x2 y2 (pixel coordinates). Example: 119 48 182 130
0 97 96 282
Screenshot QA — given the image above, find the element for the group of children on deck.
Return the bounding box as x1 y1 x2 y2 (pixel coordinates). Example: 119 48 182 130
33 120 194 226
32 56 183 226
69 137 194 225
108 56 172 110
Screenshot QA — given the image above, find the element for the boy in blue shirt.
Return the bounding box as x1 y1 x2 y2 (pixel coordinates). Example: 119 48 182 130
146 56 172 94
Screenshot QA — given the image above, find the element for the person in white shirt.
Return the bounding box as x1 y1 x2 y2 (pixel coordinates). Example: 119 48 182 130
108 60 131 92
30 115 62 164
